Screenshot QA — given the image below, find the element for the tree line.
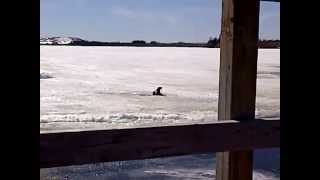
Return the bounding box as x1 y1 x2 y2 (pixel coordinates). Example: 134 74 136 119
42 37 279 48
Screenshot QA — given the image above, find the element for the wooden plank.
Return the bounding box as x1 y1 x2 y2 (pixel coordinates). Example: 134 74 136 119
217 0 261 179
40 119 279 168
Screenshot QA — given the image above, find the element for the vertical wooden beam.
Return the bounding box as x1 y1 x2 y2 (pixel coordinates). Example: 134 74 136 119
216 0 260 180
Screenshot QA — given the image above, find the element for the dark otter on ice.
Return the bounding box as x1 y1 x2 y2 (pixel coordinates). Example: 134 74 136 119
152 87 165 96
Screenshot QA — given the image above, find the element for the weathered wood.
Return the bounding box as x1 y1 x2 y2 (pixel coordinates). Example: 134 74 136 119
217 0 261 179
40 119 279 168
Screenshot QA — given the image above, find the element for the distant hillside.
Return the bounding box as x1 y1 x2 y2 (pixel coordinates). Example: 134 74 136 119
40 37 85 45
40 36 280 48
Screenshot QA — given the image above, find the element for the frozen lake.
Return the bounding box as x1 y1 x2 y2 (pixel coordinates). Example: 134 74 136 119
40 46 279 132
40 46 279 180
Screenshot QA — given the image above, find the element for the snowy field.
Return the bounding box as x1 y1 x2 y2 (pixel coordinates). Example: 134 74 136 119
40 46 279 180
40 46 279 132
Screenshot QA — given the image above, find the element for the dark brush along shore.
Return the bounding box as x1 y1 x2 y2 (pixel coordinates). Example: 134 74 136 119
41 39 280 49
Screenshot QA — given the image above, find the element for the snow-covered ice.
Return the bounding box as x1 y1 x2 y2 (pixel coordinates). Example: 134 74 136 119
40 46 279 180
40 46 279 131
40 149 280 180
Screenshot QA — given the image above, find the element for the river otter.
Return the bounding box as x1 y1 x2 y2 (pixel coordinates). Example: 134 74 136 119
152 87 164 96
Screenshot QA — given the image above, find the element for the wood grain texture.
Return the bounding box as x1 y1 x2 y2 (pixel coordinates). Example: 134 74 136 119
40 119 279 168
217 0 261 179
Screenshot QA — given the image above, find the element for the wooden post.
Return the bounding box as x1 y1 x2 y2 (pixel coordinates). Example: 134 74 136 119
216 0 260 180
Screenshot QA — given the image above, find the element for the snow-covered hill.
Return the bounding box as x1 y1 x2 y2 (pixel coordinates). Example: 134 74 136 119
40 37 85 45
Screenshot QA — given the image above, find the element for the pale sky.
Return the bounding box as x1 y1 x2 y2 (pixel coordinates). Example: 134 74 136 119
41 0 280 42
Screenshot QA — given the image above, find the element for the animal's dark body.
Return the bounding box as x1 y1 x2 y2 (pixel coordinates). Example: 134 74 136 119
152 87 165 96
